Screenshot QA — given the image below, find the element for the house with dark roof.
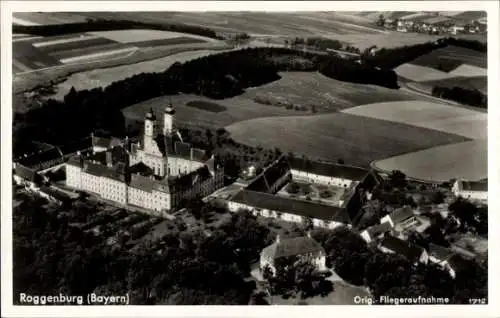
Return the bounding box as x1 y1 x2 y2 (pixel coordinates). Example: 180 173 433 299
227 189 350 229
287 156 369 188
452 179 487 203
260 233 326 276
380 206 417 228
246 155 291 193
13 164 41 188
17 147 64 171
428 244 471 279
379 235 429 264
360 221 392 243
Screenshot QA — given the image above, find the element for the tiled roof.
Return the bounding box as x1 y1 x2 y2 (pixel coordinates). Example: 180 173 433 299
261 236 325 260
230 189 350 223
380 235 425 263
247 156 291 193
169 166 212 192
460 180 487 192
151 134 209 162
15 164 38 182
38 186 71 202
389 206 414 225
366 222 391 237
129 162 153 176
129 174 156 192
287 157 369 181
59 137 93 155
17 147 63 168
84 162 125 182
428 244 454 262
447 254 470 273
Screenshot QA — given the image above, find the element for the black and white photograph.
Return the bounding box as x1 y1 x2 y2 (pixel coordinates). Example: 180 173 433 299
1 1 498 317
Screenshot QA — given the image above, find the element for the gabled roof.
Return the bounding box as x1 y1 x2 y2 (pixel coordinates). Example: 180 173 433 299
287 157 368 181
380 235 425 263
230 189 350 223
428 243 454 262
261 236 325 260
365 222 391 238
447 254 470 273
84 162 125 182
388 206 414 225
247 156 290 193
460 180 487 192
15 164 38 182
17 147 63 168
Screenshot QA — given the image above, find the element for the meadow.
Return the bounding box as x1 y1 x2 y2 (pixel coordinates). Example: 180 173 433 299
410 45 487 70
341 100 487 140
225 113 468 167
395 63 457 82
371 139 487 182
409 76 487 95
243 72 417 112
13 12 88 25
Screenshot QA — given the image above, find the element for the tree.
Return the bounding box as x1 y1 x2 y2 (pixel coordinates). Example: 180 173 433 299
388 170 407 188
286 182 301 194
376 14 386 27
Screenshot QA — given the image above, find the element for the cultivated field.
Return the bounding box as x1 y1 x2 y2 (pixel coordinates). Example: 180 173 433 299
411 45 487 70
341 100 487 140
243 72 418 112
395 63 457 82
13 12 88 25
225 113 468 167
12 29 216 75
122 94 301 130
409 76 487 95
449 64 487 77
372 139 487 182
48 48 232 100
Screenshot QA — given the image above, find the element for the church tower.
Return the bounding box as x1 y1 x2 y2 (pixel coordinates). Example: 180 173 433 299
163 101 175 136
144 108 157 153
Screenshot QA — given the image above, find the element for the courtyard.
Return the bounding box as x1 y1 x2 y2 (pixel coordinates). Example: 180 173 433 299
276 179 347 207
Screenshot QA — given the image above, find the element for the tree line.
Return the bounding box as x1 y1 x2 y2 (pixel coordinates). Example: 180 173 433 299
13 18 219 39
311 226 487 304
13 195 273 305
432 86 487 109
14 47 398 157
363 37 487 69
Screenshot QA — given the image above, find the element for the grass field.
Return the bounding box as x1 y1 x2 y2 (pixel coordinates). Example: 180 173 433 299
341 100 487 140
409 76 487 95
89 29 218 43
243 72 418 113
449 64 487 77
13 12 88 25
122 93 300 130
411 45 487 70
185 100 227 113
225 113 468 167
372 139 487 182
46 47 231 100
395 63 457 82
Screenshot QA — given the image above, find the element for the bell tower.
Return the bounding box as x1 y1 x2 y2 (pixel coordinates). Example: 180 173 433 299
163 101 175 136
144 108 156 153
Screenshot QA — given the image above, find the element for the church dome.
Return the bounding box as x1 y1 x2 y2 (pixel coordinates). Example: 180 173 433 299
146 108 156 120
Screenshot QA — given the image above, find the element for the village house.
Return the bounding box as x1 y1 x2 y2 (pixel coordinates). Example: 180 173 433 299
360 221 391 243
451 179 487 203
378 235 429 265
380 206 416 228
13 164 41 189
428 244 469 279
260 233 327 276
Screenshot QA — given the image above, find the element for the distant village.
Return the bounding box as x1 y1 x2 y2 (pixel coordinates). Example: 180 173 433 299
377 13 487 35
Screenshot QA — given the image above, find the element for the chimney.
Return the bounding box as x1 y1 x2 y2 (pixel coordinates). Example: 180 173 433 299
106 151 112 167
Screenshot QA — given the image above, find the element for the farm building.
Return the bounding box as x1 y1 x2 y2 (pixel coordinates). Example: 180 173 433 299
378 235 429 265
246 156 292 194
451 179 487 203
360 221 392 243
13 164 41 189
287 156 369 188
260 233 327 276
66 105 224 215
227 189 350 229
428 244 470 278
380 206 416 228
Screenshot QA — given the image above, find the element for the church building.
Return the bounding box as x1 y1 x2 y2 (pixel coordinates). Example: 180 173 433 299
65 104 224 215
